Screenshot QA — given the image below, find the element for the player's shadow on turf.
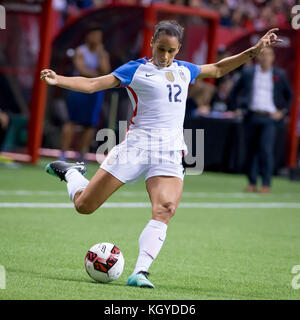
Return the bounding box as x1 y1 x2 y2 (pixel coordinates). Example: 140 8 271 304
8 267 126 287
46 274 126 287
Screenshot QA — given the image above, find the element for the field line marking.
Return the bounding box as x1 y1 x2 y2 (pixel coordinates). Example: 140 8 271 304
1 202 300 208
0 190 299 199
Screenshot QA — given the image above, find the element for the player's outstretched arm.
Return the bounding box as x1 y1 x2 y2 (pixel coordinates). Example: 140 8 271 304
198 28 282 79
40 69 120 93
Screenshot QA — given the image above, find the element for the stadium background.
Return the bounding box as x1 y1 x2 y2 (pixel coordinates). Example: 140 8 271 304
1 0 300 300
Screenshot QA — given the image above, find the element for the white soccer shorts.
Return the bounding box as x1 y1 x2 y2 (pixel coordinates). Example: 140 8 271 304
100 140 185 183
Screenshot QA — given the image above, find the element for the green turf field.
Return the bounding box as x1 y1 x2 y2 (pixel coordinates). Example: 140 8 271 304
1 159 300 300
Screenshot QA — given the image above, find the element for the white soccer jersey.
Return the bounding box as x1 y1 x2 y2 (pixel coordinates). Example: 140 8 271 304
111 57 202 153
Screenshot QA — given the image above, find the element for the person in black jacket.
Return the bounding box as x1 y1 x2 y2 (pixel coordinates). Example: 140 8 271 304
230 47 293 193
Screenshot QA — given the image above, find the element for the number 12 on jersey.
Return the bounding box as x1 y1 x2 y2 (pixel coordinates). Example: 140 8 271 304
167 84 182 103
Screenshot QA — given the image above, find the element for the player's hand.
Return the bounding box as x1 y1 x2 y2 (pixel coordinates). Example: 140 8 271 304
253 28 283 56
40 69 58 85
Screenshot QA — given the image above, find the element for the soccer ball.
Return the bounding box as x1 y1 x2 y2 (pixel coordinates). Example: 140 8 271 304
84 242 124 283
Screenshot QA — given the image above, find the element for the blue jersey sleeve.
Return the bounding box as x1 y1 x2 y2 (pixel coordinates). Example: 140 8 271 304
175 60 202 84
111 59 144 86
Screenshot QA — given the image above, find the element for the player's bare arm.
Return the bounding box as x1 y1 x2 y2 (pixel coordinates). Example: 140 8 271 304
198 28 283 79
40 69 120 93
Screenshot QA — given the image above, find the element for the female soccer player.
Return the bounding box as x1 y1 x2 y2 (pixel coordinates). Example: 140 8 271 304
41 21 281 288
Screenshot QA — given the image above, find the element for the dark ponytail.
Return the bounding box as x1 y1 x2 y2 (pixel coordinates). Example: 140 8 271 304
153 20 184 44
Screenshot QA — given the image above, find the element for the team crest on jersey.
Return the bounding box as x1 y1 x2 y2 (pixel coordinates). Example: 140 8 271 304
179 70 187 82
165 71 175 82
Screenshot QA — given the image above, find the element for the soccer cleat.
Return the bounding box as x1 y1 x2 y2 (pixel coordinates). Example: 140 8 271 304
126 271 155 289
45 160 87 182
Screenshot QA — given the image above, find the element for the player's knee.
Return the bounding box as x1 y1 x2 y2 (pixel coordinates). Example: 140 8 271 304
152 202 177 222
75 198 97 215
165 202 176 217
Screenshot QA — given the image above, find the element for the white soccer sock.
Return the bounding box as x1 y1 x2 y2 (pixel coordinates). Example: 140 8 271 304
65 169 89 201
133 219 168 275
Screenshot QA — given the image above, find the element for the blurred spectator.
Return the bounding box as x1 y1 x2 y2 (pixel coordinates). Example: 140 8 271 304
210 47 235 113
193 0 295 30
75 0 95 9
60 29 111 162
0 108 10 150
55 0 297 31
169 0 186 5
210 76 234 113
93 0 107 6
270 0 289 28
230 47 293 193
219 3 232 27
209 46 240 116
56 0 103 25
186 78 214 117
254 5 278 30
189 0 206 9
